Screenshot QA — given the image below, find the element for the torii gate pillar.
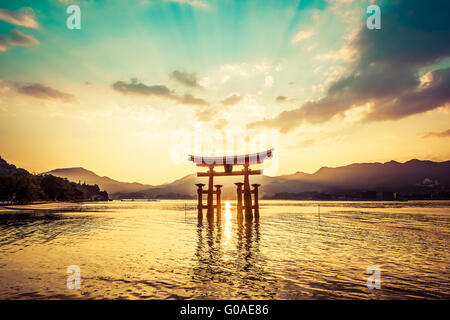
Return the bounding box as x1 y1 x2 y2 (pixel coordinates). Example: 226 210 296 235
215 184 222 220
243 164 253 222
206 166 214 220
195 183 205 220
252 184 260 219
235 182 244 221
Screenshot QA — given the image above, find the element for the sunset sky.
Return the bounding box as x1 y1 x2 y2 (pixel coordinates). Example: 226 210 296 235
0 0 449 185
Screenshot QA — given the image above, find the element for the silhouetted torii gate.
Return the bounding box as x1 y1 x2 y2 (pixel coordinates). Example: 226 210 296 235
188 148 273 222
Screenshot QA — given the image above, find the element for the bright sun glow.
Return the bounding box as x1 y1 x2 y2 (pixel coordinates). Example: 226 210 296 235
223 201 233 251
224 201 232 219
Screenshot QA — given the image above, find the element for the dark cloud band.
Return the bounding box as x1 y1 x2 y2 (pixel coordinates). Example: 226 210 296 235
0 8 39 29
112 78 209 106
0 81 76 102
423 128 450 138
221 94 243 106
0 29 39 52
169 70 201 88
249 0 450 133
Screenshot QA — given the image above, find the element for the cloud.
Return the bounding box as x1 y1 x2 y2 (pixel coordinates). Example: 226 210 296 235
0 29 39 52
296 139 316 148
0 37 8 52
0 8 39 28
195 107 216 121
1 81 76 102
112 78 172 97
17 84 76 102
276 96 287 102
314 45 358 61
249 0 450 133
169 70 201 88
264 75 274 87
423 129 450 138
177 93 209 106
214 118 228 130
166 0 209 8
362 68 450 121
221 93 243 106
291 30 314 44
9 29 39 46
112 78 209 105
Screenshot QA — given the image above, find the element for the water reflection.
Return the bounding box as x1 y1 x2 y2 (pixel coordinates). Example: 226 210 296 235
1 201 448 299
193 202 276 298
223 201 232 248
0 210 113 252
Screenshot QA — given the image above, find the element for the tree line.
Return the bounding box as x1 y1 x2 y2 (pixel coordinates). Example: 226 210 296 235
0 157 108 204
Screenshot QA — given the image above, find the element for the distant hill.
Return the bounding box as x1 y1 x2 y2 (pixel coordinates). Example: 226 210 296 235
279 159 450 191
43 159 450 200
0 156 108 203
44 167 153 194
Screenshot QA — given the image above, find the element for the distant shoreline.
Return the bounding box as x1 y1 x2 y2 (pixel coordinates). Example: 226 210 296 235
0 199 109 206
3 198 450 208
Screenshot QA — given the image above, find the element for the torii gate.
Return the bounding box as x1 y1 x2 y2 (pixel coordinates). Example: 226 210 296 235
188 148 273 222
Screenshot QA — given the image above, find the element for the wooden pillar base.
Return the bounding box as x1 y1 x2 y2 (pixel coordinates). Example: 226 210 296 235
235 182 244 222
195 183 205 220
215 184 222 221
243 164 253 222
206 166 214 221
252 184 260 220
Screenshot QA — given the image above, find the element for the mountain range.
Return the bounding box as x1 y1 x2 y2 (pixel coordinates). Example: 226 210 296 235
45 159 450 200
44 167 153 194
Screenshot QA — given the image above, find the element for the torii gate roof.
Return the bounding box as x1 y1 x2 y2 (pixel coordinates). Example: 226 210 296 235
188 148 274 166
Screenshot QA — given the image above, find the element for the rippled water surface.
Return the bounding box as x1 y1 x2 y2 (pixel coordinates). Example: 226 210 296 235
0 200 449 299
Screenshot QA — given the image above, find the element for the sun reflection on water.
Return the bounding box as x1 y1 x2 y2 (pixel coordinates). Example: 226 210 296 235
223 201 232 249
224 201 232 219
